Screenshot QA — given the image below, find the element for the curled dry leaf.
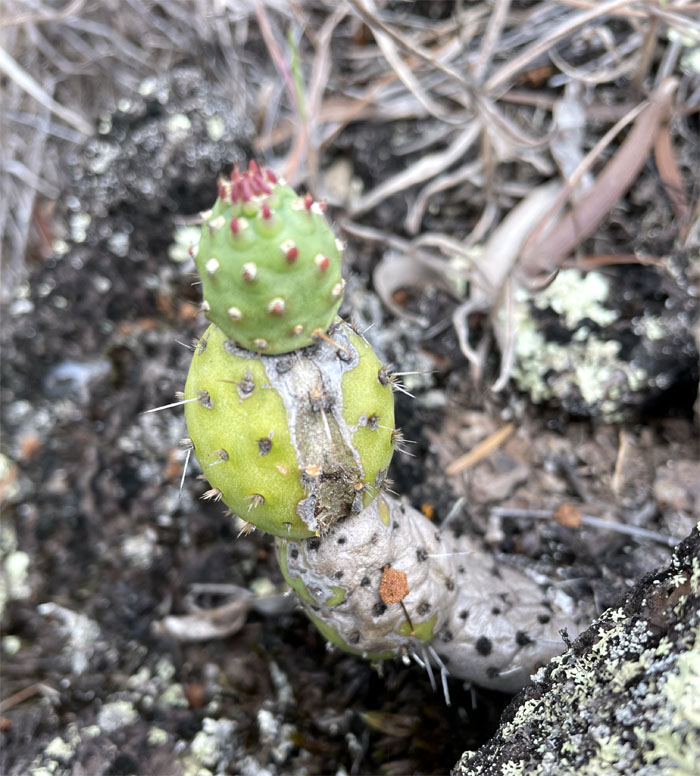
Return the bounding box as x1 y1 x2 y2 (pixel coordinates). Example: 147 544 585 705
373 251 447 327
154 588 254 642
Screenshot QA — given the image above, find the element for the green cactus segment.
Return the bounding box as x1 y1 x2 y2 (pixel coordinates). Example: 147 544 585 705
325 587 347 606
184 321 395 539
397 614 438 642
194 161 345 354
342 331 396 508
306 610 396 661
277 543 314 603
377 498 391 526
184 325 309 538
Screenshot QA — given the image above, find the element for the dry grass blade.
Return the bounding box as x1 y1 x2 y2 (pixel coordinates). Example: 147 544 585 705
473 0 512 83
350 122 481 216
303 7 347 185
0 0 86 28
357 0 455 123
0 45 91 135
347 0 472 92
521 98 648 267
654 120 692 240
521 77 678 275
445 423 515 476
484 0 641 94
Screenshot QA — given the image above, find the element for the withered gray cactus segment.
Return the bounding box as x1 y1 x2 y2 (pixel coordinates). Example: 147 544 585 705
280 495 588 693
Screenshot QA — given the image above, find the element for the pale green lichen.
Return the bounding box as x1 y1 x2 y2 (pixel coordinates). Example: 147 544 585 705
157 683 189 708
147 727 170 746
43 737 74 763
510 272 648 418
97 700 138 733
2 634 21 655
206 115 226 142
645 631 700 775
36 603 101 675
169 224 201 263
454 530 700 775
181 717 237 775
532 269 619 328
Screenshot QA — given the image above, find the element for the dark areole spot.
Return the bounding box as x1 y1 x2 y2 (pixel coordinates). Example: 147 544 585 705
372 601 387 617
475 636 493 656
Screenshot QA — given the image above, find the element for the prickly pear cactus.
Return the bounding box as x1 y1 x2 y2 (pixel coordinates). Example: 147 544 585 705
277 495 587 694
194 160 345 354
178 160 588 697
184 319 395 539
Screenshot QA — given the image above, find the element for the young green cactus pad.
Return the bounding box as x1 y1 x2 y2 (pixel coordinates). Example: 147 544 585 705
184 320 395 539
277 495 588 693
194 161 345 354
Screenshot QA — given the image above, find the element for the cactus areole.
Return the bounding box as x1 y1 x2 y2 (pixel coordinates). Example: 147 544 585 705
181 161 585 694
194 161 345 354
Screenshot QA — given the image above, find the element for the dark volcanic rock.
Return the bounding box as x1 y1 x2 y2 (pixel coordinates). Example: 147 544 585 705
453 526 700 775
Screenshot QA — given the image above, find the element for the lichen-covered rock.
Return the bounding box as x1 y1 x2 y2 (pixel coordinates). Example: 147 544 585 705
184 320 395 539
278 495 589 693
510 264 699 421
453 525 700 775
194 161 345 353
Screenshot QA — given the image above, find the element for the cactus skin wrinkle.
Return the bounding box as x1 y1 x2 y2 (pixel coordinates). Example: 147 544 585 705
195 160 345 354
181 161 586 694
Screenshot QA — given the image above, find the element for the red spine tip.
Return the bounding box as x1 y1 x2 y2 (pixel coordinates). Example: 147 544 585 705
304 193 314 210
286 246 299 262
249 175 263 196
318 255 330 271
231 162 240 181
231 180 242 202
240 178 252 201
264 168 277 184
230 217 240 235
261 200 272 219
218 184 227 199
248 159 260 174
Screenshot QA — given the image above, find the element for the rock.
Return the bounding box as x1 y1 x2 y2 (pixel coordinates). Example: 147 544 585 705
654 459 700 516
453 525 700 775
511 265 699 421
